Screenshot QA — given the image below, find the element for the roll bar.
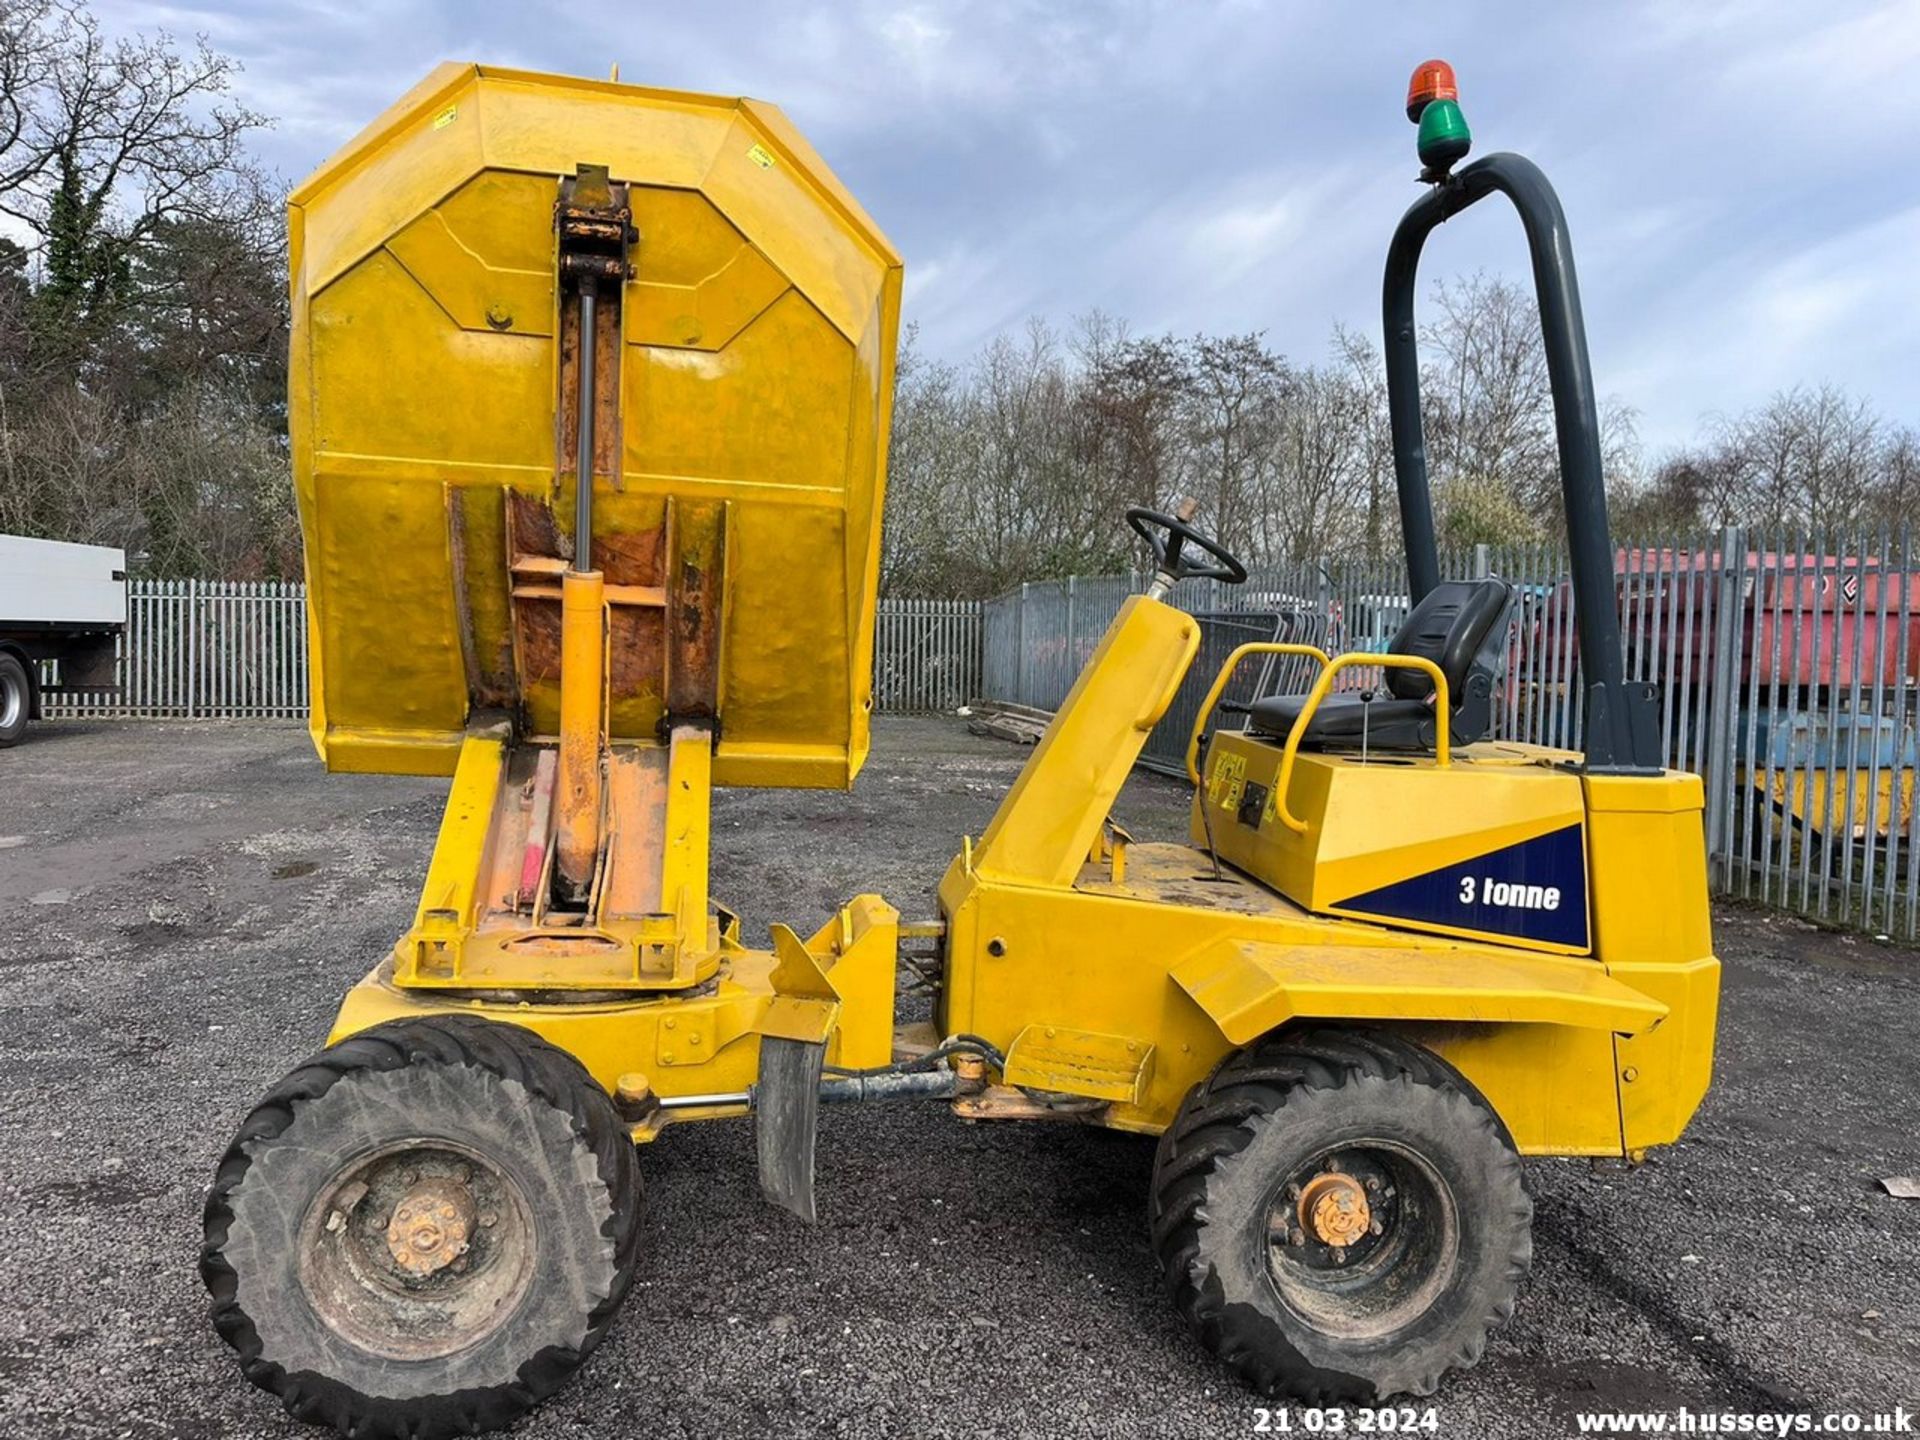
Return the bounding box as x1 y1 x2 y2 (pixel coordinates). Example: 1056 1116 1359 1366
1383 152 1661 774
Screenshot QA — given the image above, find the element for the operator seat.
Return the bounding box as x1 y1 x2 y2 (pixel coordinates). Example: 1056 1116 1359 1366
1246 578 1515 751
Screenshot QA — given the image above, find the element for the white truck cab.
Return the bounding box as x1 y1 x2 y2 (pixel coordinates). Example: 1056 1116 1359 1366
0 535 127 745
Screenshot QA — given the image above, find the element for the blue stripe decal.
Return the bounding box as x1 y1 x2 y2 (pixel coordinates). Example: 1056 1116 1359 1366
1333 823 1589 949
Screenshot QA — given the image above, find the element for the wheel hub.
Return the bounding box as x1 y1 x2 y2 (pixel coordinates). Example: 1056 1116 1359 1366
1264 1141 1460 1343
1297 1170 1372 1249
385 1176 476 1277
298 1141 535 1361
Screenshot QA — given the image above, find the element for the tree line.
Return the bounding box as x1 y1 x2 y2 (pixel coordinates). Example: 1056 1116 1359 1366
883 285 1920 599
0 0 293 579
3 3 1914 593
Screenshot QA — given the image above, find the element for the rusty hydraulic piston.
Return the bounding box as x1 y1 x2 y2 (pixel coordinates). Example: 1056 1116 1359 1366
571 285 598 572
552 166 632 902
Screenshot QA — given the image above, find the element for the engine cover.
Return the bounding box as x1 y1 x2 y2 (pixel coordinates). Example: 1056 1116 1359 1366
1194 729 1593 954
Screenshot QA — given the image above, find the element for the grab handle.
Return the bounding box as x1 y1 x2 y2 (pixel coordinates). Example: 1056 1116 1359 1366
1188 648 1452 835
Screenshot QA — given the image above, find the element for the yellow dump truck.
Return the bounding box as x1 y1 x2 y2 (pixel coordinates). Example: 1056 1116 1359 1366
201 61 1718 1440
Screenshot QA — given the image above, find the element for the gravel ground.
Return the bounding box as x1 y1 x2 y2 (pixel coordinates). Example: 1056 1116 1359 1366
0 716 1915 1439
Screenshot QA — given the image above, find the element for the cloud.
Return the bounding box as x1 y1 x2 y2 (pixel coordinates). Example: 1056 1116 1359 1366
84 0 1920 449
1612 201 1920 444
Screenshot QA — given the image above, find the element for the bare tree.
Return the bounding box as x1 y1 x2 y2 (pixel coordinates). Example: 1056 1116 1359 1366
1402 272 1643 540
1866 427 1920 535
1665 387 1890 535
1080 329 1193 523
0 1 58 191
0 0 272 336
1256 364 1362 561
1184 333 1287 559
1422 274 1557 524
133 382 298 577
883 325 983 595
1614 448 1735 533
0 0 292 576
1719 391 1811 533
1332 324 1398 563
1797 385 1881 529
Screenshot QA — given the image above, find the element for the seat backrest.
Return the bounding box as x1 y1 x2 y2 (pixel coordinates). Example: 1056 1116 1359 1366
1384 579 1515 704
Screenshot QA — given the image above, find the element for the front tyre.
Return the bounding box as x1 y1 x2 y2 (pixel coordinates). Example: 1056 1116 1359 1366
201 1016 641 1439
1150 1028 1531 1401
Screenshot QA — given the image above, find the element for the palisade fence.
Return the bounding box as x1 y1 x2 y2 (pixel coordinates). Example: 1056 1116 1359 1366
35 532 1920 941
871 598 982 713
41 579 310 719
983 526 1920 943
39 584 979 721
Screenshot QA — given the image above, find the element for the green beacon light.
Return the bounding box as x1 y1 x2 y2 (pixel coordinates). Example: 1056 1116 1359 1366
1406 59 1470 178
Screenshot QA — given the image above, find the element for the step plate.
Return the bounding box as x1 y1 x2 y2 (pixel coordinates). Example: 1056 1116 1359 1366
1003 1026 1154 1104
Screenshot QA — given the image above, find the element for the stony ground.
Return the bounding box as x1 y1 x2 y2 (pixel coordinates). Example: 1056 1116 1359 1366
0 717 1914 1439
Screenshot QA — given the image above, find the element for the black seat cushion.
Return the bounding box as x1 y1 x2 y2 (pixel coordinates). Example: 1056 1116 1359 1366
1383 580 1512 701
1246 691 1432 746
1244 578 1513 752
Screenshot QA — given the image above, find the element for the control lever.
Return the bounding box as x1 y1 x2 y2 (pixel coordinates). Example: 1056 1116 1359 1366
1358 687 1374 763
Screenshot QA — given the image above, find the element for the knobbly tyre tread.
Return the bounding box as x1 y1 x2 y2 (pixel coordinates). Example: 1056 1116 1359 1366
201 1015 642 1439
1149 1026 1532 1403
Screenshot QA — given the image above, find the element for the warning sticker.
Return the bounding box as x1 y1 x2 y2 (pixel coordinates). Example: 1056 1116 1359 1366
747 143 777 170
432 104 458 130
1208 752 1247 812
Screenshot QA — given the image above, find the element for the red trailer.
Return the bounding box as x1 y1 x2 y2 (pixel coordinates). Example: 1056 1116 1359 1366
1510 546 1920 857
1641 547 1920 690
1524 548 1920 695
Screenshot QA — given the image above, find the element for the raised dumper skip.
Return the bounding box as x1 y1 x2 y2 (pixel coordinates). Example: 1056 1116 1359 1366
200 58 1718 1439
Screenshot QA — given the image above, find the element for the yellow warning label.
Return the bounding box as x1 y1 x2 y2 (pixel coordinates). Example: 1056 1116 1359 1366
747 143 776 170
432 104 458 130
1208 752 1247 811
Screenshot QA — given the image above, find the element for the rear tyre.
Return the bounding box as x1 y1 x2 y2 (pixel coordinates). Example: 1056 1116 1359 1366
201 1015 641 1440
1149 1027 1530 1401
0 652 31 746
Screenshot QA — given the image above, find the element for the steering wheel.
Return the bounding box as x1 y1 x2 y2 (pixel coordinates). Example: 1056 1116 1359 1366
1125 506 1248 585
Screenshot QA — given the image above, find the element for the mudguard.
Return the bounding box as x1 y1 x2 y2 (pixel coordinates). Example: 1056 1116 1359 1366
1170 937 1668 1046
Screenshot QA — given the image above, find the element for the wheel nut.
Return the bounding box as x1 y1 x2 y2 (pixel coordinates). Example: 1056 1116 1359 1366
1290 1228 1306 1247
1296 1172 1373 1249
1365 1176 1381 1192
386 1176 477 1278
1369 1219 1384 1236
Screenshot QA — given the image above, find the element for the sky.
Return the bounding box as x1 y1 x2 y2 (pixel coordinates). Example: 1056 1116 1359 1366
91 0 1920 454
